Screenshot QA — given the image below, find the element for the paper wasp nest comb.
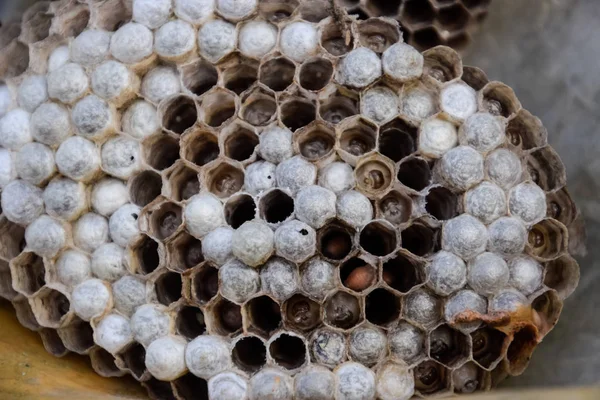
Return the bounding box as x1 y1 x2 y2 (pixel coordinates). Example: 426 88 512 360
335 0 491 52
0 0 582 399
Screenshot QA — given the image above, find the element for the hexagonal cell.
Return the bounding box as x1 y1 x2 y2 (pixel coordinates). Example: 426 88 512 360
221 123 259 162
199 90 237 128
232 335 267 373
90 347 125 378
173 373 208 400
526 146 567 192
130 170 163 207
447 33 472 53
299 58 334 91
359 220 398 257
210 298 243 335
401 222 436 257
144 135 180 171
401 0 435 25
437 4 470 32
176 305 206 339
259 189 294 225
20 2 52 43
10 252 46 297
357 18 400 53
355 155 396 197
543 255 580 300
429 325 470 368
241 88 277 126
269 333 307 370
39 328 68 358
320 22 354 57
221 55 259 95
462 66 489 91
165 162 200 202
205 160 245 198
132 234 161 275
340 257 377 293
324 291 362 330
225 194 256 229
425 187 459 221
90 0 132 32
143 378 175 400
0 41 29 78
0 260 18 301
245 295 282 337
118 342 147 381
320 86 359 125
379 119 417 163
546 188 577 227
397 157 432 192
191 265 219 304
423 46 462 83
527 219 568 261
281 97 317 132
58 319 94 354
365 288 401 327
452 362 488 394
298 0 330 22
149 201 183 241
317 221 354 261
0 217 26 261
160 95 198 136
414 360 450 396
412 28 442 52
283 294 321 332
13 297 40 331
382 252 426 293
180 59 219 97
338 117 377 161
471 327 507 370
480 82 522 119
259 0 299 22
531 289 563 336
259 57 295 92
182 129 220 167
30 287 71 328
377 190 412 226
506 325 538 376
295 121 336 162
155 271 183 306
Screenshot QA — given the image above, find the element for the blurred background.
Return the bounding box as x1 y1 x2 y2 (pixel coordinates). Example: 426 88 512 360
1 0 598 392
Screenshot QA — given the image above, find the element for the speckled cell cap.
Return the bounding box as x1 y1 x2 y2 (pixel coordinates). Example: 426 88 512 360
0 0 582 399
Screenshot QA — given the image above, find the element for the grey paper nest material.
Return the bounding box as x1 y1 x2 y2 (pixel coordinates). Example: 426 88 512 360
0 0 582 399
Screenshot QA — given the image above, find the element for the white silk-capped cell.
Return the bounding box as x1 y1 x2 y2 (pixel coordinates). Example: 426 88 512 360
197 19 237 63
1 180 44 225
133 0 173 29
175 0 215 24
184 192 225 238
216 0 257 20
0 108 32 150
108 203 142 247
17 75 48 112
0 83 13 118
92 61 138 104
72 95 115 140
24 215 67 257
110 22 154 64
56 136 101 181
280 22 319 63
47 63 89 105
70 30 112 66
418 117 457 159
141 66 181 104
30 102 72 146
238 21 277 59
91 178 129 217
101 136 142 180
154 20 196 59
43 177 87 221
121 100 161 140
48 45 70 72
15 142 55 185
0 148 15 188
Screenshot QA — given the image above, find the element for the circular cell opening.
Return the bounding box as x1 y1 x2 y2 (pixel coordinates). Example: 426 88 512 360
339 123 376 157
358 19 399 53
155 272 183 306
321 94 358 124
366 288 400 326
121 342 146 380
242 95 277 126
379 123 416 162
284 294 320 331
173 374 209 400
397 158 431 191
470 327 506 369
247 296 282 336
163 96 197 134
320 22 353 56
224 64 258 95
324 291 361 330
403 0 435 25
146 136 180 171
281 100 316 132
299 59 333 91
176 306 206 339
207 163 244 198
214 300 243 335
298 127 335 161
355 159 394 195
172 167 199 202
224 129 259 162
181 60 219 96
318 223 353 261
401 224 435 257
202 92 237 127
186 132 219 167
152 203 182 240
136 235 159 275
340 258 377 292
259 189 294 224
425 187 458 221
414 360 446 395
382 254 423 293
259 58 295 91
378 191 412 226
193 267 219 304
130 170 162 207
430 325 468 366
359 221 397 256
225 194 256 229
269 334 306 369
233 336 267 373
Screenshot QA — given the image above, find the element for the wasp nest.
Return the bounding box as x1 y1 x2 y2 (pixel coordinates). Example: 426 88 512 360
0 0 581 399
334 0 491 52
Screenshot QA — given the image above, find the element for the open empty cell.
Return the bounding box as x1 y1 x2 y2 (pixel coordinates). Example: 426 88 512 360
365 288 401 327
225 194 256 229
414 360 449 395
377 190 412 226
192 265 219 303
150 202 183 240
119 342 147 380
359 220 398 256
470 327 506 369
167 163 199 202
0 218 25 260
283 294 321 332
176 306 206 339
481 82 521 118
130 170 163 207
298 0 330 22
379 119 417 162
437 4 470 32
205 161 245 198
232 336 267 373
173 373 208 400
531 290 562 336
324 291 362 330
183 130 219 167
544 255 579 300
296 122 336 161
358 18 400 53
339 118 377 157
161 96 198 135
429 325 470 368
447 33 472 52
397 157 431 192
259 57 296 91
21 2 52 43
30 288 71 328
425 187 458 220
269 334 306 370
506 326 538 375
155 271 183 306
145 135 180 171
423 46 462 83
382 253 425 293
90 348 123 378
281 99 317 131
320 21 354 56
58 319 94 354
259 189 294 224
241 89 277 126
54 4 90 38
462 66 489 91
528 219 567 261
212 299 243 335
318 221 354 261
246 295 282 337
320 89 359 124
39 329 68 357
143 378 175 400
259 0 299 22
401 223 436 257
223 126 259 162
200 91 237 127
133 235 160 274
181 60 219 97
340 258 377 293
526 146 566 192
412 28 442 52
0 260 17 300
223 62 258 95
10 252 46 296
299 58 334 91
366 0 401 16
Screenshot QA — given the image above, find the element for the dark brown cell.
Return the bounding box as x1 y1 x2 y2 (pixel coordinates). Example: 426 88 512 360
130 170 163 207
401 223 436 257
318 221 353 261
320 23 354 56
284 294 321 332
281 99 317 132
259 189 294 224
341 258 377 292
269 334 306 369
397 157 431 192
299 59 334 91
225 194 256 229
223 127 259 162
296 123 336 161
425 187 459 221
173 373 209 400
201 91 237 127
365 288 401 327
414 360 448 395
382 252 425 293
213 299 243 335
259 57 295 91
176 306 206 339
324 291 362 330
379 119 417 162
162 95 197 134
471 327 507 369
246 295 282 337
339 119 377 157
357 18 400 53
232 336 267 373
359 220 398 257
58 319 95 354
145 135 180 171
151 202 182 240
181 60 219 96
10 252 45 296
119 342 147 380
320 90 359 124
155 271 183 306
134 235 160 275
192 265 219 304
429 325 470 368
206 162 245 198
378 190 412 226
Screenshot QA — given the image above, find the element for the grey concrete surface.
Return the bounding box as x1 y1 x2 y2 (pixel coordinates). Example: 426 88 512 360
465 0 600 388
